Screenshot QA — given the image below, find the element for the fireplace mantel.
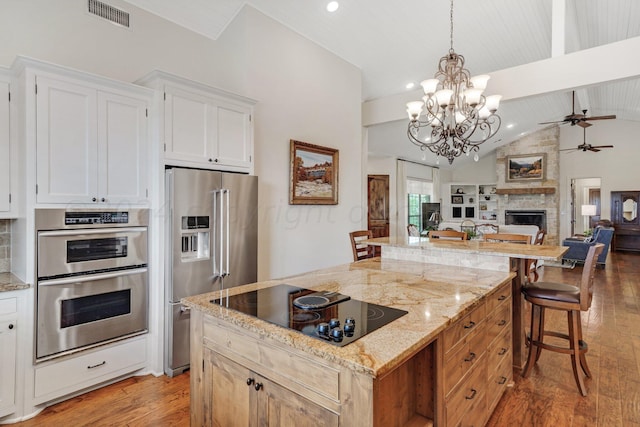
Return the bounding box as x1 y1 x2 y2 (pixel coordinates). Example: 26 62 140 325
495 187 556 195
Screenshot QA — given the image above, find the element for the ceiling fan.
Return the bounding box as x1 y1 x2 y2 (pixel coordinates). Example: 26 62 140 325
560 127 614 153
539 90 616 128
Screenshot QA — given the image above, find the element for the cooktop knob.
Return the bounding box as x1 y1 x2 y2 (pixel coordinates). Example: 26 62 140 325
343 322 355 333
330 328 344 341
345 317 355 325
329 318 340 329
316 322 330 336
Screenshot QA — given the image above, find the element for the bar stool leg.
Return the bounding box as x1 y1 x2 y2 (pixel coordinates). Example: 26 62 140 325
535 306 545 362
576 313 591 378
523 303 542 378
568 310 587 396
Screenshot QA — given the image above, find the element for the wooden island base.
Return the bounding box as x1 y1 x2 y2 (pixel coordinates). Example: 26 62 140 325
187 270 512 426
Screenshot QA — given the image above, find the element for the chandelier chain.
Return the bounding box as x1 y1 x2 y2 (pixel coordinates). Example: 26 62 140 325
449 0 454 53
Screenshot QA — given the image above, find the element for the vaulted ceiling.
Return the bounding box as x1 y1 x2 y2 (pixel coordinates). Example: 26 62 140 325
122 0 640 167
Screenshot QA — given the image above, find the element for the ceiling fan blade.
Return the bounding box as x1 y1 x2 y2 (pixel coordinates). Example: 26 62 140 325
559 148 578 151
588 147 601 152
584 114 616 121
590 145 614 149
577 121 592 128
538 120 569 125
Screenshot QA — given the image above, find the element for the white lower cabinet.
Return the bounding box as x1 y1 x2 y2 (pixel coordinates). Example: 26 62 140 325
33 336 147 405
0 296 18 418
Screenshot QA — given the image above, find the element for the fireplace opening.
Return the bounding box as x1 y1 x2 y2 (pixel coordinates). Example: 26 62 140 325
505 210 546 231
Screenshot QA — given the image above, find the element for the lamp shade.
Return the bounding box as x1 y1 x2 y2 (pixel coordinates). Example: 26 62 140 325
581 204 597 216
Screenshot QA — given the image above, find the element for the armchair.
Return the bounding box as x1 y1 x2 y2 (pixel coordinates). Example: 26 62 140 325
562 226 614 268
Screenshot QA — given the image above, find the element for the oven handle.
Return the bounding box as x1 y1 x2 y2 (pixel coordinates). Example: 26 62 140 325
38 227 148 237
38 267 148 286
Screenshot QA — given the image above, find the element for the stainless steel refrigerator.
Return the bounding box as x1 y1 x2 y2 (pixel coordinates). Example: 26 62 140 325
165 167 258 376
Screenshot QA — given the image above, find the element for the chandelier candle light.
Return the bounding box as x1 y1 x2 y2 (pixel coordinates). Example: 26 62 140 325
406 0 502 164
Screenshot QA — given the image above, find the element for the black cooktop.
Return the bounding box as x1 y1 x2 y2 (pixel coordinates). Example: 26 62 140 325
211 284 408 347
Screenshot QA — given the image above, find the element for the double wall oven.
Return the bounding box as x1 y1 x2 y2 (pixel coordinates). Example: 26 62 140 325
35 209 149 362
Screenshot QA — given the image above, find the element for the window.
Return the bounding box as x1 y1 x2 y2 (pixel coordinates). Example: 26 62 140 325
407 180 434 234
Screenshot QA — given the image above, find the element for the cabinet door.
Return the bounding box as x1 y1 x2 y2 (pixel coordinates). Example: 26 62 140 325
214 101 252 169
258 374 339 427
36 76 98 204
0 81 9 213
0 318 17 417
204 349 253 427
97 91 148 204
164 87 215 165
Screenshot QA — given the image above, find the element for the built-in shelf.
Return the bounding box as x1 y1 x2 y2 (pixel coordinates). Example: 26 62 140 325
495 187 556 195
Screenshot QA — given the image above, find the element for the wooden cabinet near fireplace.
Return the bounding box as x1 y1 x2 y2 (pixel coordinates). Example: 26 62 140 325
611 191 640 252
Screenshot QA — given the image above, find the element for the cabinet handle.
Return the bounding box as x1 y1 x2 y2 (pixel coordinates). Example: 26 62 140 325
464 352 476 362
101 198 106 202
497 319 507 326
254 382 263 391
498 376 507 385
498 295 507 301
498 347 508 356
463 320 476 329
214 158 219 163
87 361 106 369
246 378 254 386
8 324 14 330
92 197 97 202
465 389 477 400
208 158 213 162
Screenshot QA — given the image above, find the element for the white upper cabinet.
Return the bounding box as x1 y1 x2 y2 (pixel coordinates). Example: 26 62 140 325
35 74 149 205
0 80 10 214
139 71 255 173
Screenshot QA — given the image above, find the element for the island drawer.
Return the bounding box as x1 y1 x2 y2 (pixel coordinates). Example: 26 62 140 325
487 351 512 413
443 325 489 396
485 282 511 313
442 303 486 354
487 328 511 372
486 300 511 345
202 316 340 402
445 354 487 427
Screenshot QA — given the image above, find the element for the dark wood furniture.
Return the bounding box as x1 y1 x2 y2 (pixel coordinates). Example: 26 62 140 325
348 230 374 261
611 191 640 252
427 230 468 240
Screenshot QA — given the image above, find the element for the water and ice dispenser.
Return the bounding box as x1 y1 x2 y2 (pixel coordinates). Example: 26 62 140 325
180 216 210 260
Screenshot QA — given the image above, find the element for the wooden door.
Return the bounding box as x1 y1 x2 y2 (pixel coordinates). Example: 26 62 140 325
588 188 601 228
368 175 389 238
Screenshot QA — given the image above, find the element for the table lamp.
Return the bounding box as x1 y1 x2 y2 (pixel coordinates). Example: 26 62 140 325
581 204 597 233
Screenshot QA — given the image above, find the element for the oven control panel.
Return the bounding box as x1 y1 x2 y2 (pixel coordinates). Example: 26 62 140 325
64 211 129 225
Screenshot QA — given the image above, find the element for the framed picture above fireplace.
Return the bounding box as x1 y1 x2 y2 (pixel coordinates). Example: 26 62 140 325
506 153 545 182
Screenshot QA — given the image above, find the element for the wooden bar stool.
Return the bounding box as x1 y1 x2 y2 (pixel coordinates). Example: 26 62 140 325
521 243 604 396
349 230 374 261
427 230 468 240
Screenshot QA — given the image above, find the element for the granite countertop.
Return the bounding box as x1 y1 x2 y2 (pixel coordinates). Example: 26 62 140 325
182 257 515 378
367 236 567 260
0 272 30 292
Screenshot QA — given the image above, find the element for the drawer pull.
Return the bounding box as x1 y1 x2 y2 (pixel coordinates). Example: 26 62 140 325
465 389 477 400
464 352 476 362
498 347 508 356
498 376 507 385
497 319 507 326
254 382 263 391
498 295 507 301
8 324 14 330
87 361 106 369
463 321 476 329
246 378 255 386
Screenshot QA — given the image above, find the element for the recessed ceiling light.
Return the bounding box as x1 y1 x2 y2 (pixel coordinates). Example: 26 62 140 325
327 1 339 12
506 124 515 129
406 82 415 89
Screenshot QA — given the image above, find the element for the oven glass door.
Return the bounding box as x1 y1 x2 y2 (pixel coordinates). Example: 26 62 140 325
36 268 148 360
37 227 148 279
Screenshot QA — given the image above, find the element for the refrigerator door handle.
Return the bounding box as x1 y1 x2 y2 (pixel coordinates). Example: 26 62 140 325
225 188 230 277
212 189 223 278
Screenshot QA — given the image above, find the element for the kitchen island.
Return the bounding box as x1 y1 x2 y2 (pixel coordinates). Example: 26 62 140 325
183 258 516 426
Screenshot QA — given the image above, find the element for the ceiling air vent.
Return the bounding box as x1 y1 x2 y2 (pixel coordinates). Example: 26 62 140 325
88 0 130 28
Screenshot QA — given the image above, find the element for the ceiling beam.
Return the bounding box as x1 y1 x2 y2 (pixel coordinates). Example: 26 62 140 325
363 35 640 127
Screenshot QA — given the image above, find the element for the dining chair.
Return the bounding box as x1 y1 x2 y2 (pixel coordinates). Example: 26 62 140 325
349 230 374 261
484 233 531 244
428 230 468 240
521 243 604 396
527 229 546 282
407 224 420 237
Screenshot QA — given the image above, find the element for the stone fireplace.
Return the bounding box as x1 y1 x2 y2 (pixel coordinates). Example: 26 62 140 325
505 210 546 231
495 126 560 245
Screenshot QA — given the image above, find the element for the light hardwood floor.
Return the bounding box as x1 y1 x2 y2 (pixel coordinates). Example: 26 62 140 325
13 252 640 426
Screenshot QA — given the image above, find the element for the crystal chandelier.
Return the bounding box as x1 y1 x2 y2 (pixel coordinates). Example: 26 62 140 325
406 0 501 165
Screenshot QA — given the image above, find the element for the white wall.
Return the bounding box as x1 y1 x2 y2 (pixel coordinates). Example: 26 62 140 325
0 1 363 280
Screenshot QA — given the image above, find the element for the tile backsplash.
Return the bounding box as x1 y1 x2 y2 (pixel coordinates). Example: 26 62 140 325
0 220 10 272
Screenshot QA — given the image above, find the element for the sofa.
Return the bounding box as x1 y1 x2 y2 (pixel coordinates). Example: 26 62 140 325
562 226 614 268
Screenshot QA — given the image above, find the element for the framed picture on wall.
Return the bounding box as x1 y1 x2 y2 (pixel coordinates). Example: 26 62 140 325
289 140 339 205
451 195 463 204
506 153 545 182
